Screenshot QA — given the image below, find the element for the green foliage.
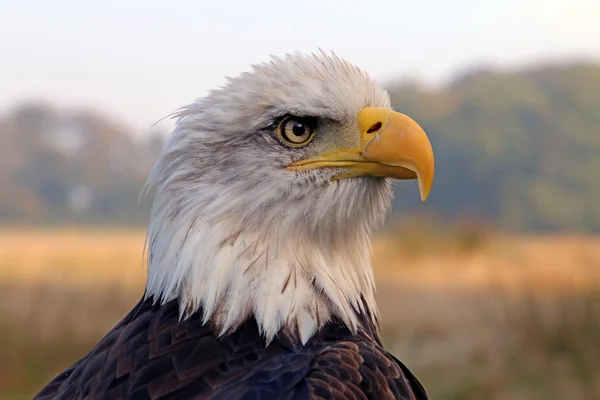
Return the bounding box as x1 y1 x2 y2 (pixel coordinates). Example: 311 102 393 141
387 62 600 232
0 104 163 225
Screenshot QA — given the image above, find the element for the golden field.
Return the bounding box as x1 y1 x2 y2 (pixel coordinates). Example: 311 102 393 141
1 226 600 400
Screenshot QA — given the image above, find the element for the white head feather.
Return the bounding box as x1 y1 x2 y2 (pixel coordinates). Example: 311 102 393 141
144 51 394 344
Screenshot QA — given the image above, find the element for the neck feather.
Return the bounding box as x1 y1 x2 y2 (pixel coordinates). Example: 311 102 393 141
144 207 380 345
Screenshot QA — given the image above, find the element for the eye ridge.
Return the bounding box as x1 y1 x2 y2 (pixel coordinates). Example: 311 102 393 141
277 116 316 148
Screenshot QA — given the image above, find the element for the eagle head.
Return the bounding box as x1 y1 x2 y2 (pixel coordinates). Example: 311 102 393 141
144 51 434 344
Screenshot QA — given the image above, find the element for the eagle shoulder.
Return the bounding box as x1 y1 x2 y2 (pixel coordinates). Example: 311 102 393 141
304 339 427 400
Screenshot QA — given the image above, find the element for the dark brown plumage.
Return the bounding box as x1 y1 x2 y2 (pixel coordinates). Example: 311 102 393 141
35 295 427 399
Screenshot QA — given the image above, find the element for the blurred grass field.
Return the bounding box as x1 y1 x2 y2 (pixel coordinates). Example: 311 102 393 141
1 225 600 400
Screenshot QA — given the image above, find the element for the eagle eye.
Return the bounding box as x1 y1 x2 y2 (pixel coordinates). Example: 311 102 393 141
277 116 315 148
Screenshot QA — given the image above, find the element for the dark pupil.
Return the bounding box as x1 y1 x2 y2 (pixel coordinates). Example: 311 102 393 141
291 123 306 137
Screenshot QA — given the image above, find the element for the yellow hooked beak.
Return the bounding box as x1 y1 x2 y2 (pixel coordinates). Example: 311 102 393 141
286 107 435 201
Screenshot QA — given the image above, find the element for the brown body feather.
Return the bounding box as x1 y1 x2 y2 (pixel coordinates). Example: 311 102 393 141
35 295 427 400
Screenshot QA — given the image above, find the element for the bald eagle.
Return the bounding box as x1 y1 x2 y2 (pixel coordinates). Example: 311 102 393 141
35 51 434 400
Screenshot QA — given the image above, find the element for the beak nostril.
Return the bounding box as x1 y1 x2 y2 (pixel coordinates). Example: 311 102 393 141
366 122 382 134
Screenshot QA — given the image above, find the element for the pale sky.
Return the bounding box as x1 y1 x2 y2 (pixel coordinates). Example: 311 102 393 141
1 0 599 134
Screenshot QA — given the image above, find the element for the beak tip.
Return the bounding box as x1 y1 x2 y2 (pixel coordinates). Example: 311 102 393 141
418 174 434 202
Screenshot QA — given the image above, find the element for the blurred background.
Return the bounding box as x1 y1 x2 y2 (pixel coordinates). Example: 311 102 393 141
1 1 600 399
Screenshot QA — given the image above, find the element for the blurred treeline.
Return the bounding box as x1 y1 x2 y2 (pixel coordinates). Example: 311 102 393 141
2 61 599 231
0 106 164 225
